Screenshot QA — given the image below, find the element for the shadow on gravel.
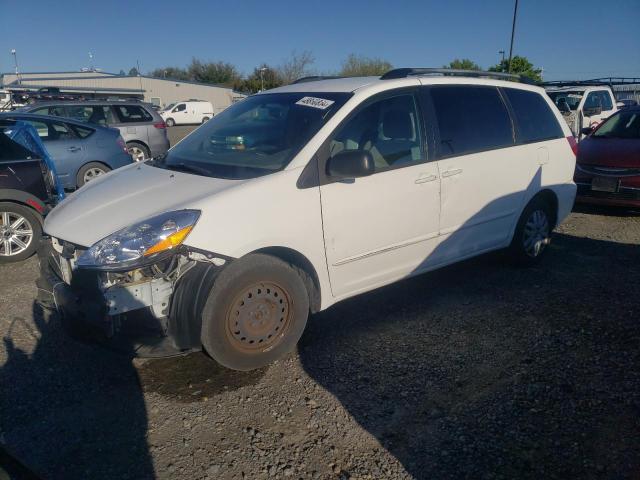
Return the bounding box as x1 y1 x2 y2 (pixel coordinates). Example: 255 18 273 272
0 303 154 480
300 232 640 479
573 203 640 217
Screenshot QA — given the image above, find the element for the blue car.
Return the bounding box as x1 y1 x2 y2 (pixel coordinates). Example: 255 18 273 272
0 113 133 189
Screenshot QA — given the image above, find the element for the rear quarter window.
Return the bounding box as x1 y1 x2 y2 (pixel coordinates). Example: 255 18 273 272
430 85 514 158
113 105 153 123
71 124 95 139
503 88 564 143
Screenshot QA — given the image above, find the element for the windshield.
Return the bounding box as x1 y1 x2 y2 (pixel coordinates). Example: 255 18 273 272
593 110 640 139
151 92 351 179
547 91 584 111
162 103 176 112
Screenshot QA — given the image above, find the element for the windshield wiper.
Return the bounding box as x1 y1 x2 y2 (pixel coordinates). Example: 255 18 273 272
165 162 213 176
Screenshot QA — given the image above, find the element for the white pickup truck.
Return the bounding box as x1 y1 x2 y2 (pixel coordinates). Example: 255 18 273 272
545 85 620 138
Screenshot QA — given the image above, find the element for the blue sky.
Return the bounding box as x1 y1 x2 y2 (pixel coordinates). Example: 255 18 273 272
1 0 638 81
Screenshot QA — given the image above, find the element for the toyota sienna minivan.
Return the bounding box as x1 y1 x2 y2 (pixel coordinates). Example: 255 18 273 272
38 69 577 370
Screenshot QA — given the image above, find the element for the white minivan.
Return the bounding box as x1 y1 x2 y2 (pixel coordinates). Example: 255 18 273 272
160 100 214 126
39 69 577 370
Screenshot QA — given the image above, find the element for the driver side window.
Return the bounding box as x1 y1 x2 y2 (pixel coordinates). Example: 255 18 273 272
329 94 425 172
174 103 186 112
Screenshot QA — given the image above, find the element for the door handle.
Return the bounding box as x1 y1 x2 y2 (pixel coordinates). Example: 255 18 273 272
67 146 81 152
441 168 463 178
415 174 438 184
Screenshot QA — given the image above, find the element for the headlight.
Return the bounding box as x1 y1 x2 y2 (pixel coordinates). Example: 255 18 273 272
77 210 200 269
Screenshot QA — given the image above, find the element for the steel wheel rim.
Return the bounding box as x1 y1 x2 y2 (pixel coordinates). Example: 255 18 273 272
128 146 146 162
225 282 292 352
0 211 34 257
83 167 106 183
523 209 550 258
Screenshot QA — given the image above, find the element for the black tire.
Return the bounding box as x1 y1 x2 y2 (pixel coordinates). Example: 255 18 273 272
0 202 42 264
76 162 111 188
165 118 175 127
126 142 150 162
509 197 554 266
201 253 310 371
202 116 210 124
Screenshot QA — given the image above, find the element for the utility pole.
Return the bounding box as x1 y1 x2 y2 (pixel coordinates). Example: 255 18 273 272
88 52 94 71
11 49 21 85
259 67 267 92
507 0 519 74
498 50 506 71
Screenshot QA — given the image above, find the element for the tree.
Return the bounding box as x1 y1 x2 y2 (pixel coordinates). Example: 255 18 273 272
149 66 190 81
118 69 126 76
237 64 283 94
444 59 481 71
339 54 393 77
489 55 542 82
277 50 315 85
128 67 139 76
187 59 241 86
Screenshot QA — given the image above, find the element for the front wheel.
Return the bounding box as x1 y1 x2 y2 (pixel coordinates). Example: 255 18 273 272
0 202 42 263
165 118 175 127
509 198 553 265
201 254 310 371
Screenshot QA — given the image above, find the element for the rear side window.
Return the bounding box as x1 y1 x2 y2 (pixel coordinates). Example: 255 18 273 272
31 106 66 117
430 86 514 157
71 124 95 138
113 105 153 123
503 88 564 143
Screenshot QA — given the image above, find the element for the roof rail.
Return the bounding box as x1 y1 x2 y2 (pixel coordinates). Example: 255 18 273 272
292 75 344 84
542 77 640 88
380 68 532 83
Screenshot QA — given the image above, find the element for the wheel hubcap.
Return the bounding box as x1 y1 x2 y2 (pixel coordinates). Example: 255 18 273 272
225 282 291 351
523 209 550 257
83 167 106 183
0 211 33 257
128 146 146 162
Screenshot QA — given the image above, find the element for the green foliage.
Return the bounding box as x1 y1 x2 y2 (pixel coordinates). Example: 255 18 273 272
488 55 542 82
237 64 284 94
277 50 315 85
187 59 241 86
339 54 393 77
149 67 190 81
128 67 139 76
444 59 481 71
118 69 126 76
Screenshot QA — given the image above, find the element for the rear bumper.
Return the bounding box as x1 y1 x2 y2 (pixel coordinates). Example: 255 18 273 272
149 134 171 157
36 240 208 357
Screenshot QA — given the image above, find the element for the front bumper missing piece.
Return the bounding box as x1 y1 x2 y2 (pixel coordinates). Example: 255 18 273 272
36 239 225 357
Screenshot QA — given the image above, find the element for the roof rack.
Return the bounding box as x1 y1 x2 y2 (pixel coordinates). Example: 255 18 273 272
292 75 344 84
542 77 640 88
380 68 532 83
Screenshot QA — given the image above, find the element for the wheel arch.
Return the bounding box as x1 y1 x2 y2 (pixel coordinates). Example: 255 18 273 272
533 188 559 228
125 139 150 153
251 246 322 314
0 190 47 222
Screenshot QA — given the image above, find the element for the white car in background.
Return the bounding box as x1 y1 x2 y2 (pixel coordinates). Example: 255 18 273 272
545 85 619 137
39 69 577 371
160 100 214 126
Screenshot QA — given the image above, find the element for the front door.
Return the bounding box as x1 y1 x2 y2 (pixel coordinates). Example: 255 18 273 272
319 91 441 298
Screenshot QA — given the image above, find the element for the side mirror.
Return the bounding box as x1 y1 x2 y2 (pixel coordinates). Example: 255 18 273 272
326 150 375 179
580 126 594 136
584 105 602 117
616 101 626 108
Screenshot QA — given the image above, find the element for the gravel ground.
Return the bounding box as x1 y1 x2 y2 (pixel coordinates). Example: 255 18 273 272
1 206 639 479
167 125 198 146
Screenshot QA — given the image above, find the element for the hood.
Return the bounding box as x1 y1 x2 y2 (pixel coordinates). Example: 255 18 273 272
44 162 245 247
577 137 640 168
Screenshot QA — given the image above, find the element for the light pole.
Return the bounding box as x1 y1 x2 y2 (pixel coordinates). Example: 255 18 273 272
507 0 519 74
498 50 506 70
11 49 20 85
259 67 268 92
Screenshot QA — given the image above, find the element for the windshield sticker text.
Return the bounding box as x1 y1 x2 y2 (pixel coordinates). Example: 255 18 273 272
296 97 335 109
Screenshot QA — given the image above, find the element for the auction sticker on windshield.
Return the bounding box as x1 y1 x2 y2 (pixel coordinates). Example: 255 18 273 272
296 97 335 109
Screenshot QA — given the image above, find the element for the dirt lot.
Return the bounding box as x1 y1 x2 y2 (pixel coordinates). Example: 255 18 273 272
167 125 198 146
1 206 639 480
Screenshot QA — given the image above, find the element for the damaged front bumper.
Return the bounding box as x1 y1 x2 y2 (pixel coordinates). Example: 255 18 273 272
36 238 225 357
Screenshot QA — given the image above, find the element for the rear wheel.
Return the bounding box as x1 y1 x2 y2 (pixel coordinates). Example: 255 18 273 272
126 142 150 162
77 162 110 188
510 197 554 265
165 118 175 127
0 202 42 263
202 116 210 124
201 253 310 371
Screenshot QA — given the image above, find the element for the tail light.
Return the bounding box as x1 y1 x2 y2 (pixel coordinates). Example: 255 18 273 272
153 121 166 129
116 136 128 154
566 136 578 156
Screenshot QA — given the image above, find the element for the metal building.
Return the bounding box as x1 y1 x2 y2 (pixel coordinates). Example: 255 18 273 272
0 70 246 113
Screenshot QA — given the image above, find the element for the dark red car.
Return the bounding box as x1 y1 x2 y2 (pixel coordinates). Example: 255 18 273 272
575 106 640 208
